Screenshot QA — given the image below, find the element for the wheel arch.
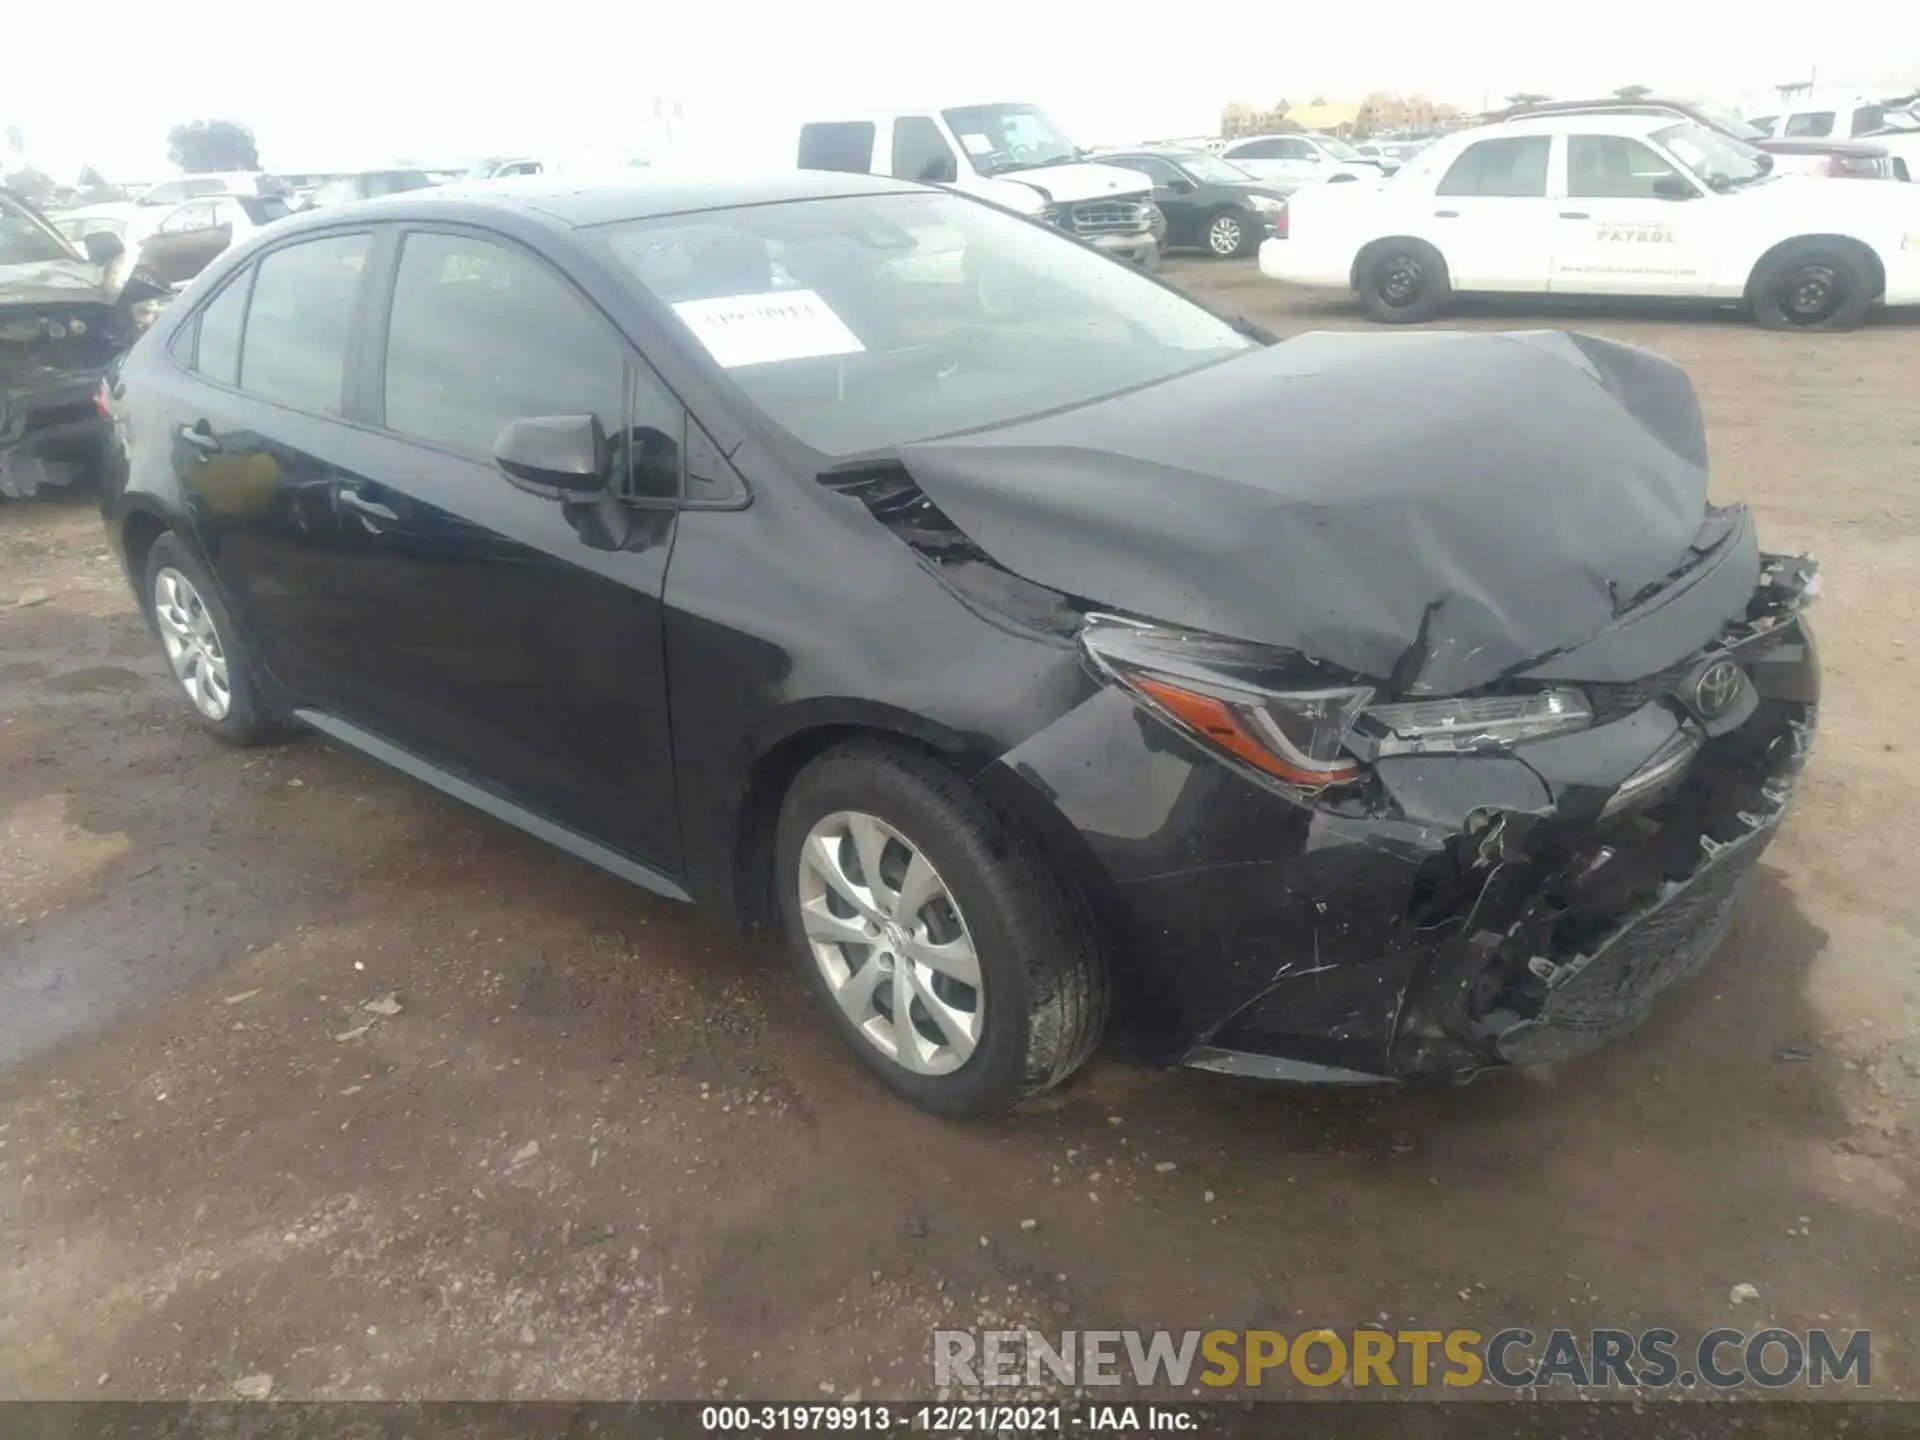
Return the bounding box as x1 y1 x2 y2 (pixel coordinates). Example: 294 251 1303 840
725 705 996 932
1350 234 1449 292
118 508 176 622
723 706 1122 973
1745 233 1886 304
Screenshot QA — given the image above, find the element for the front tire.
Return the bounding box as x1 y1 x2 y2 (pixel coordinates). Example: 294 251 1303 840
1749 241 1874 331
774 742 1107 1117
1355 239 1451 323
144 532 284 746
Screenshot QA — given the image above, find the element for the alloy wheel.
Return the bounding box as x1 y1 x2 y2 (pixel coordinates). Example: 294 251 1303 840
152 567 232 721
1208 215 1243 256
797 810 983 1075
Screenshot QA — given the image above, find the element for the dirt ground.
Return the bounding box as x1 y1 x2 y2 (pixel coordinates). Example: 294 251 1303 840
2 263 1915 1403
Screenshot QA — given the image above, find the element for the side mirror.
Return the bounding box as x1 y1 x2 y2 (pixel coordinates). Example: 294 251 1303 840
493 414 610 498
84 230 126 266
918 156 959 184
1168 177 1195 193
1652 174 1698 200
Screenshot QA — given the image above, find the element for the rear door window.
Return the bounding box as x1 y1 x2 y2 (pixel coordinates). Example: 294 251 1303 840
1435 136 1551 196
799 122 876 173
1784 111 1835 138
237 233 370 415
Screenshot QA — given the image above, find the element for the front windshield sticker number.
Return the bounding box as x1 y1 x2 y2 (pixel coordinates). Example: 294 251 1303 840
958 133 994 156
671 289 866 369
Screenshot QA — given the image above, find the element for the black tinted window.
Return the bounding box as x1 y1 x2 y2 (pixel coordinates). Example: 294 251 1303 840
891 116 957 182
1851 106 1885 135
195 271 249 386
1436 137 1550 196
1785 111 1835 137
383 231 650 481
237 196 290 224
1227 139 1283 159
1114 155 1184 186
238 233 368 414
799 122 876 173
1566 135 1686 198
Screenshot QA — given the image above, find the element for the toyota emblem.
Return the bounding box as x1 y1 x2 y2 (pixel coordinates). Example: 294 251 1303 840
1688 658 1742 719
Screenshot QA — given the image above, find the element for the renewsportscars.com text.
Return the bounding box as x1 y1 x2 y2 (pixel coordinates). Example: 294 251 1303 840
933 1327 1871 1391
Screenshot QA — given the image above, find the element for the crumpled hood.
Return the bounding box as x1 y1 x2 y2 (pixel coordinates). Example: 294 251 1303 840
997 161 1154 204
894 329 1740 695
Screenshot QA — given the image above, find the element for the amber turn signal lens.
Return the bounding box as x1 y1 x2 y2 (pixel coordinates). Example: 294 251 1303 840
1133 675 1360 787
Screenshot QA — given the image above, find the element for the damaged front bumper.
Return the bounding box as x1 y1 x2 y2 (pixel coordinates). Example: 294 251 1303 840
993 554 1820 1081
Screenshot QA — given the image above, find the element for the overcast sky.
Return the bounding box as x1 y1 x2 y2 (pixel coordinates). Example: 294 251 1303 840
9 0 1919 180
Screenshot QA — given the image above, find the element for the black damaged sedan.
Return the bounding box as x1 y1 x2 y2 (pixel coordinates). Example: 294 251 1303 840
101 172 1819 1115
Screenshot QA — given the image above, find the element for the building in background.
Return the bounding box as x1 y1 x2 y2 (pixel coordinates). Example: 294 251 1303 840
1220 93 1467 141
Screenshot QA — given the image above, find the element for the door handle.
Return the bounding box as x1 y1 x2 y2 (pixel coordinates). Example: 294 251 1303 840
337 488 399 530
177 420 220 454
1559 211 1591 219
1432 209 1459 219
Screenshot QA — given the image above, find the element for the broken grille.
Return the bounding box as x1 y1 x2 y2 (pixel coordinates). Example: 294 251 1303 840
1538 838 1760 1031
1067 200 1152 234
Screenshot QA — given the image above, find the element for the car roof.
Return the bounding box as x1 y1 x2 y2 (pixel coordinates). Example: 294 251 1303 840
259 170 925 234
1457 114 1674 140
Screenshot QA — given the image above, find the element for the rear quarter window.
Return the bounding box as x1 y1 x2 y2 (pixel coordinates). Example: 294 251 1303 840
799 122 877 173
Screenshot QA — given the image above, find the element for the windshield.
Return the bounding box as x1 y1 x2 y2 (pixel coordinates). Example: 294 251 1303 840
1173 152 1260 184
0 193 77 266
1653 122 1770 188
941 104 1081 176
1316 136 1363 160
595 191 1252 457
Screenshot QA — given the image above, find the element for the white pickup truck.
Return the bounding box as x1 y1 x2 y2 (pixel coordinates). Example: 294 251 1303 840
793 103 1162 267
1261 113 1920 330
1746 94 1920 181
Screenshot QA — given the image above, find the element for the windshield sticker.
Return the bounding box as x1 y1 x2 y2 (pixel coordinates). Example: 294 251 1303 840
958 133 994 156
670 289 865 368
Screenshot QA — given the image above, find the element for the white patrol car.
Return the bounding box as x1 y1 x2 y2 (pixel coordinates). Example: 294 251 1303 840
1259 113 1920 330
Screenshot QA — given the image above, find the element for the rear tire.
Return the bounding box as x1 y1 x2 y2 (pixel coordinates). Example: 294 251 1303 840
775 741 1107 1117
1355 239 1451 323
1205 209 1250 258
1749 241 1874 331
144 532 287 747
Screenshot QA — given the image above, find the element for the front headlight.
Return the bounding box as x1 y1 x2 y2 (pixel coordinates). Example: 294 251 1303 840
1082 620 1373 787
1358 689 1592 757
1083 619 1596 789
